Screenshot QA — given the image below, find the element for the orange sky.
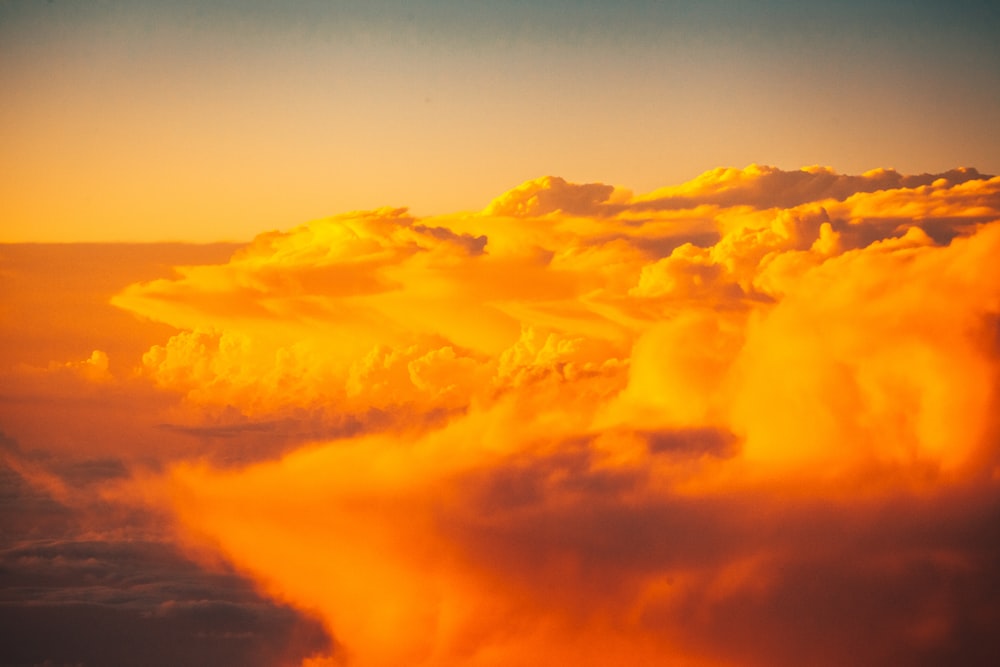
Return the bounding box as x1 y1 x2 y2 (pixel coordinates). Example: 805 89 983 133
2 1 999 242
3 165 1000 665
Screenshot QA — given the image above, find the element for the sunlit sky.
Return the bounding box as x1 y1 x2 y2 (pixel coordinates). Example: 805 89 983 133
2 0 998 241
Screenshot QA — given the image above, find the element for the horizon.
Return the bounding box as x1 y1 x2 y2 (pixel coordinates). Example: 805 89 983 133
3 162 995 243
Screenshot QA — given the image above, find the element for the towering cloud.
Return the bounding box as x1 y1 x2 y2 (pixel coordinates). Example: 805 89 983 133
4 166 1000 666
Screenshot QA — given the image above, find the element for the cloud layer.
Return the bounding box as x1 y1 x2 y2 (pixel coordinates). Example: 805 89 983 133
0 432 331 667
4 165 1000 666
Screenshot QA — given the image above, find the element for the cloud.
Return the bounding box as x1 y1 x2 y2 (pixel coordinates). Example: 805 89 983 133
0 433 333 667
150 412 1000 666
633 164 991 211
11 349 114 388
482 175 622 217
7 166 1000 665
732 222 1000 478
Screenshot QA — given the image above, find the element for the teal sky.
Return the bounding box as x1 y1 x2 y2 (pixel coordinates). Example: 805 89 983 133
2 0 998 240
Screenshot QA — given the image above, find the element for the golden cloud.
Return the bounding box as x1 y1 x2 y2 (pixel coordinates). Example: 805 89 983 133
107 166 1000 666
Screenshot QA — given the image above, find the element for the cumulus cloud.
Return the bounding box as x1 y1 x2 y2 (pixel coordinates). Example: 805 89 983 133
482 175 622 217
633 164 990 210
13 349 114 385
8 165 1000 665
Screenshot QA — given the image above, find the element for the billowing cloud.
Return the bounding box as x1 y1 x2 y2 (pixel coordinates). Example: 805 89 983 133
5 166 1000 665
634 164 990 210
482 175 623 217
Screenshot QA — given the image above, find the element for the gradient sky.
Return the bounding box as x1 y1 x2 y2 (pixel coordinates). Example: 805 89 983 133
2 0 999 241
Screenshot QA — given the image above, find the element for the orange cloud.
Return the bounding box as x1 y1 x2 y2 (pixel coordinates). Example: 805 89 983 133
732 222 1000 480
634 164 990 210
482 175 623 217
99 166 1000 666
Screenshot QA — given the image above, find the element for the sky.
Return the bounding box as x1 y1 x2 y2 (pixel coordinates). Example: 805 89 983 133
2 0 999 241
2 2 1000 667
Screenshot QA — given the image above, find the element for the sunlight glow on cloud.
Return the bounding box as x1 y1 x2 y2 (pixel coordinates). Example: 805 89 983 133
99 165 1000 666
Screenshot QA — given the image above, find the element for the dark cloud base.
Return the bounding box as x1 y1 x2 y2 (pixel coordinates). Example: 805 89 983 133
0 436 333 667
0 601 329 667
437 442 1000 666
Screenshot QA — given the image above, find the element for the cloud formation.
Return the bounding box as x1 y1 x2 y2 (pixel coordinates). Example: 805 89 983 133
0 432 332 667
5 165 1000 665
